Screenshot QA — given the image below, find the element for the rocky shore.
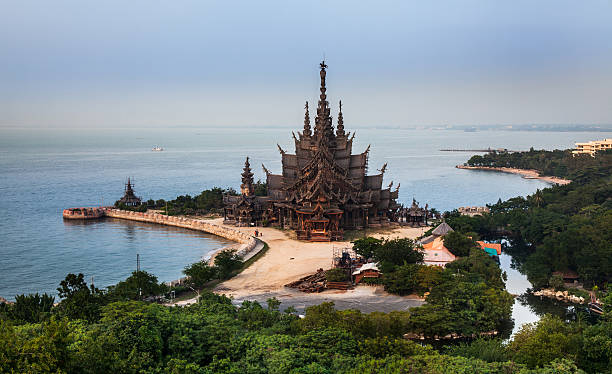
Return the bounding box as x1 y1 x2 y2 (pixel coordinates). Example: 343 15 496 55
532 288 586 304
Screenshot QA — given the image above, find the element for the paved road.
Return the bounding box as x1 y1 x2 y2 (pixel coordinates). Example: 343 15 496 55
168 286 424 314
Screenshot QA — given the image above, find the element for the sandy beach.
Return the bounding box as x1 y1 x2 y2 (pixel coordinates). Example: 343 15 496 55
456 165 571 185
208 218 426 301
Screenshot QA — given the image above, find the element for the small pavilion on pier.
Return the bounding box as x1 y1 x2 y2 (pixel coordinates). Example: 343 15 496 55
117 178 142 207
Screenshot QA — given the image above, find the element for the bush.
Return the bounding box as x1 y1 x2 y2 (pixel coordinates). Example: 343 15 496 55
382 264 443 296
548 274 565 290
445 338 509 363
326 268 349 282
373 238 424 272
443 231 477 257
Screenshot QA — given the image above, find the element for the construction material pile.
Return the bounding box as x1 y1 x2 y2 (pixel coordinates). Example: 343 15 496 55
285 269 326 293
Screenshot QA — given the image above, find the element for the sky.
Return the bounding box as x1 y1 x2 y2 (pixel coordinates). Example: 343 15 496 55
1 0 612 129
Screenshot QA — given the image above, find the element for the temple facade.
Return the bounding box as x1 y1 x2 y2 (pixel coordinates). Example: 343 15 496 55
224 62 401 241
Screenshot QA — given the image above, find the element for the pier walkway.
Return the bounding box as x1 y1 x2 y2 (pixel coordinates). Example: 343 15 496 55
103 208 262 260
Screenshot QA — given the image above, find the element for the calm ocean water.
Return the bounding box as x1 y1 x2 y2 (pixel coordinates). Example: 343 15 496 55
1 126 611 303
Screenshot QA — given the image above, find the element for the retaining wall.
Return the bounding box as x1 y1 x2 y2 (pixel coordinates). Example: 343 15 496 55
104 209 258 258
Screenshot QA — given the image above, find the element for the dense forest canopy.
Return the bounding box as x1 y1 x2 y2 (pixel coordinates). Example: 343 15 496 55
2 270 611 373
451 150 612 287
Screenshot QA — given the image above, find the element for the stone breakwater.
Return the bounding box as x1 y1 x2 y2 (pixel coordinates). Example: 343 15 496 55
103 209 258 259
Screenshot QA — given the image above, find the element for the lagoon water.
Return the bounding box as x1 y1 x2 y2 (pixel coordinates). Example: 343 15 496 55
1 126 611 330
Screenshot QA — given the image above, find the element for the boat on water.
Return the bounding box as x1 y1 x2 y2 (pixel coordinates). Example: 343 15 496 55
152 146 164 151
62 207 106 220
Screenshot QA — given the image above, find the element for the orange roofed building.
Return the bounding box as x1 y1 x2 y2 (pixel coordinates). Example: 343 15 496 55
421 237 456 267
476 241 501 256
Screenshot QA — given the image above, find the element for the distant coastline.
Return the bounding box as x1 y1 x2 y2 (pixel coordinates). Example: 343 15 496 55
456 165 572 185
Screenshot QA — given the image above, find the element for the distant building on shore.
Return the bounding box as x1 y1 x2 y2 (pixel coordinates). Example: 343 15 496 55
458 206 490 216
572 138 612 157
223 61 401 241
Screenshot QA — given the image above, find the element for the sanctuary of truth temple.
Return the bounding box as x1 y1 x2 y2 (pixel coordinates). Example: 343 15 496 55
224 61 418 241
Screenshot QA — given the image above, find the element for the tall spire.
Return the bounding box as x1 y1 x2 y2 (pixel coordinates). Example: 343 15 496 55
313 61 335 147
240 157 254 196
336 100 345 136
303 101 311 136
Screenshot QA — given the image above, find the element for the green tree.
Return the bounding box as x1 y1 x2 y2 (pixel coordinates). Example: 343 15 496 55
108 270 168 300
0 293 55 324
325 268 349 282
214 249 243 279
381 264 420 296
55 273 106 322
352 237 383 260
254 180 268 196
548 273 565 290
373 238 423 272
443 231 478 257
183 261 218 288
508 314 579 369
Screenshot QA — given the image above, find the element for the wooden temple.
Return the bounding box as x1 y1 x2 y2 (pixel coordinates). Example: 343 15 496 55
398 198 430 227
224 61 401 241
117 177 142 207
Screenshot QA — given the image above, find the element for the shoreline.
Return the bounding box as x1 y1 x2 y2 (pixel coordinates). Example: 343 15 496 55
456 165 571 185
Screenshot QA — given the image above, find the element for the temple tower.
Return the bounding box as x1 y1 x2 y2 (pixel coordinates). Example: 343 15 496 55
313 61 335 148
336 100 345 137
303 101 311 136
240 157 254 196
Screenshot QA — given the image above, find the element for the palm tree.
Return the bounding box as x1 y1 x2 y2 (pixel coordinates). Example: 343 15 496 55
532 189 544 208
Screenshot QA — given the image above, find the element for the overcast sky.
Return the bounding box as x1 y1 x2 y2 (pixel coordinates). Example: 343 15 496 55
1 1 612 128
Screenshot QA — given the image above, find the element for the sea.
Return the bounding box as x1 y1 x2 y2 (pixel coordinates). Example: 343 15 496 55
1 126 611 331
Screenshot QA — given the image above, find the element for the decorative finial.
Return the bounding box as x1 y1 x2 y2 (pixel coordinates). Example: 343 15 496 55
380 163 387 174
388 181 393 189
277 144 286 155
262 164 270 175
313 61 334 147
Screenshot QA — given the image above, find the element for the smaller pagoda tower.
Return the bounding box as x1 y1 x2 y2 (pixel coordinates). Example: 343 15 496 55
240 157 255 196
336 100 345 137
303 101 311 137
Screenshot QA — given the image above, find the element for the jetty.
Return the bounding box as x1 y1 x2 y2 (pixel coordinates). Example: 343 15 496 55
440 148 518 153
62 207 264 262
